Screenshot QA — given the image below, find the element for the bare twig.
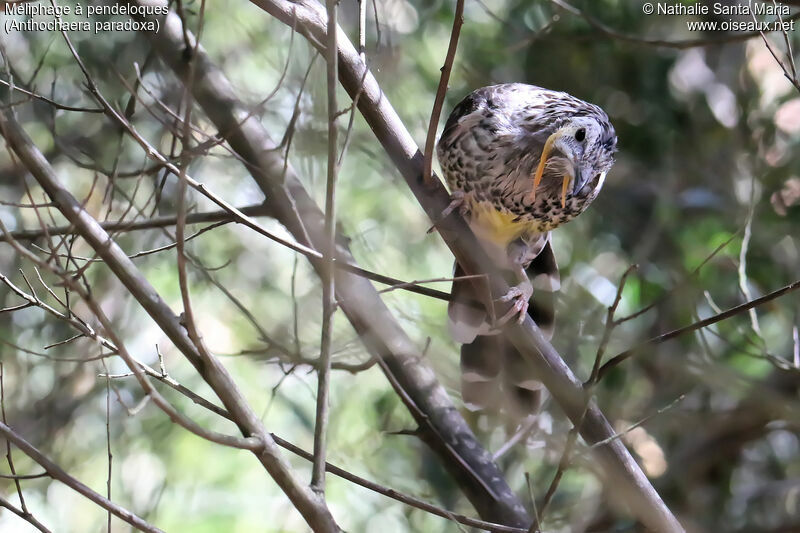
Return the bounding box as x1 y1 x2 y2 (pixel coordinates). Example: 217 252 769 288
752 0 800 92
588 395 687 450
0 199 55 208
0 420 163 533
738 180 763 338
104 360 112 533
172 0 207 450
0 364 29 519
0 107 339 532
598 279 800 380
105 360 526 533
358 0 366 60
0 493 52 533
617 230 740 324
1 221 263 452
524 474 541 533
537 266 637 523
0 77 104 113
0 271 117 354
2 203 458 303
311 0 339 494
273 433 527 533
492 416 538 461
423 0 464 184
0 204 270 242
0 472 48 480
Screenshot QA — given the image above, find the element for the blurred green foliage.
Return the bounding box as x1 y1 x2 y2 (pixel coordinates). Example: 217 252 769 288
0 0 799 531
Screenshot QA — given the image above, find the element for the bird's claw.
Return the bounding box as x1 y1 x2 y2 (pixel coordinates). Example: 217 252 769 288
443 191 468 217
428 191 467 233
494 282 533 326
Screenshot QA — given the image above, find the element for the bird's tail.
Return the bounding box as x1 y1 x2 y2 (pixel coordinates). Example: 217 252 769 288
449 241 559 417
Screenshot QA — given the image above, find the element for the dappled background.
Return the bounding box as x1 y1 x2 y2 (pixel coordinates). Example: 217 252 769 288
0 0 799 531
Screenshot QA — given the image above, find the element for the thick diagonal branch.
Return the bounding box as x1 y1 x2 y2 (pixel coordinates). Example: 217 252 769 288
120 2 530 527
248 1 684 531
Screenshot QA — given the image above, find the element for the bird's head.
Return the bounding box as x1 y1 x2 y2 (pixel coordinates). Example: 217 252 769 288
528 109 617 207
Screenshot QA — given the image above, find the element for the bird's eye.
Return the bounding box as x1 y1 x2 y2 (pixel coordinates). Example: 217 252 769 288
575 128 586 142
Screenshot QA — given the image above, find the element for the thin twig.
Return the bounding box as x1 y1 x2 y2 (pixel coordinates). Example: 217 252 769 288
1 221 262 452
1 203 266 240
312 0 339 495
492 416 537 461
104 359 112 533
0 493 52 533
0 77 103 113
617 230 739 324
358 0 366 60
773 0 798 80
0 472 48 480
274 433 527 533
524 473 541 533
0 420 163 533
173 0 206 425
423 0 464 184
538 266 636 522
0 364 29 517
101 361 526 533
588 395 687 450
0 271 117 354
2 204 458 303
753 1 800 92
598 279 800 380
737 178 763 337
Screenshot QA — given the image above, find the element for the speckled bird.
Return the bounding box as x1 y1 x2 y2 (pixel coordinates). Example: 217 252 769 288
437 83 617 416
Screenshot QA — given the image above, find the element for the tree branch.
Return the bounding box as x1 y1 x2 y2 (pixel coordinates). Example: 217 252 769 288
0 421 161 533
121 2 530 527
0 109 339 532
423 0 464 184
312 0 339 493
248 1 684 530
1 203 455 303
598 278 800 381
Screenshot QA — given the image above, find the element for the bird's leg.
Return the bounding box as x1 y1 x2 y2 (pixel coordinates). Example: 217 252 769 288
494 262 533 326
427 190 467 233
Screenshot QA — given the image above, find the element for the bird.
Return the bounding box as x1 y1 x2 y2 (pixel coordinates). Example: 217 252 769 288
436 83 617 417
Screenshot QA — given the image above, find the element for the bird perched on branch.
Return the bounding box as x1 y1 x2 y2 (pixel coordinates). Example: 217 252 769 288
436 83 617 417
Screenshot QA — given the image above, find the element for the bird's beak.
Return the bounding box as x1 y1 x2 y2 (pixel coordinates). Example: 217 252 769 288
571 166 588 196
560 165 588 209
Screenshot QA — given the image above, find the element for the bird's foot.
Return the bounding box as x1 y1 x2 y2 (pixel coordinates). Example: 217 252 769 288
427 191 467 233
494 280 533 326
442 190 468 218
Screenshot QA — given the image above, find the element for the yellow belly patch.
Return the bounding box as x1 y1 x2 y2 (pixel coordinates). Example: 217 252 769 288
469 200 535 247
